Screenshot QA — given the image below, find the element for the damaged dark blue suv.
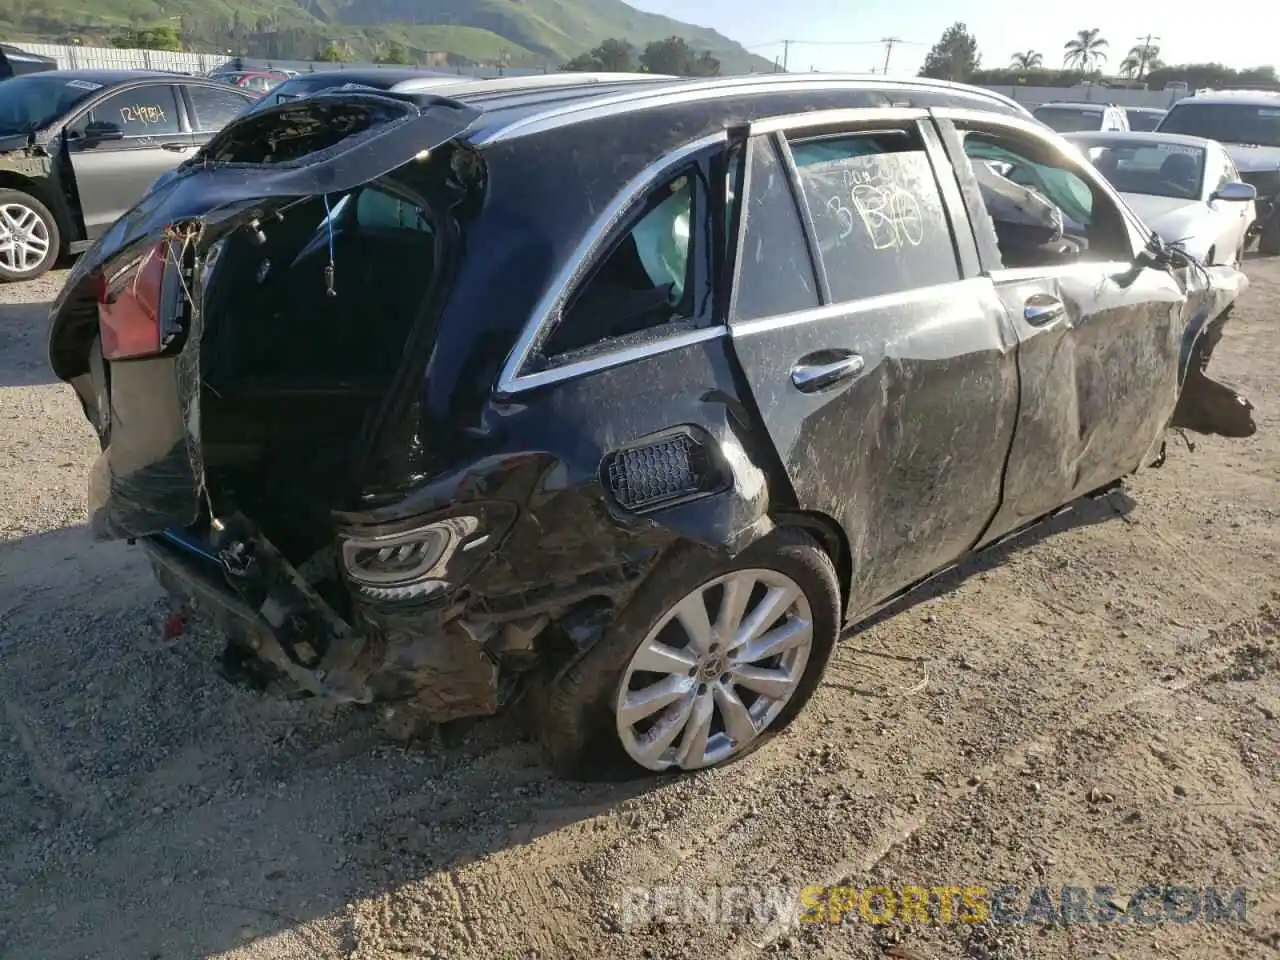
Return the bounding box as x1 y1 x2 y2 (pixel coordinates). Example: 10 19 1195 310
48 73 1254 779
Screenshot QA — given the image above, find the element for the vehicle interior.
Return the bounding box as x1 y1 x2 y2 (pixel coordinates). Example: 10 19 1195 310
1088 144 1205 200
198 163 446 559
963 132 1133 267
541 169 701 362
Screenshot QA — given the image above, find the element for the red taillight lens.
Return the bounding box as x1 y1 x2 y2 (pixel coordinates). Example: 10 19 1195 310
98 240 170 360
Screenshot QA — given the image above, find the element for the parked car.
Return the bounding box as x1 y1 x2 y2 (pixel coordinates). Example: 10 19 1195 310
0 69 257 281
48 73 1250 780
1033 100 1129 133
1156 90 1280 254
1124 106 1167 132
1065 131 1256 265
217 69 289 94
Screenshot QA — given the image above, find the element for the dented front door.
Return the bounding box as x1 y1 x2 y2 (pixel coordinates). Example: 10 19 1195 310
928 112 1189 543
975 263 1187 540
726 123 1020 617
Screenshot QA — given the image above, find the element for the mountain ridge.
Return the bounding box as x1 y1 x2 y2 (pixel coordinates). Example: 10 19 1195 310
0 0 776 73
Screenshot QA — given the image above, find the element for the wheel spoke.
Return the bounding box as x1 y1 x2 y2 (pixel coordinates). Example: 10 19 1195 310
735 583 799 647
675 692 714 768
0 209 19 231
730 664 795 701
630 639 698 676
635 693 695 764
734 617 812 665
715 573 754 637
619 674 694 725
713 682 756 745
673 590 714 655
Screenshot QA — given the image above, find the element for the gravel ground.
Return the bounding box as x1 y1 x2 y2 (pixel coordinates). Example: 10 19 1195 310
0 261 1277 960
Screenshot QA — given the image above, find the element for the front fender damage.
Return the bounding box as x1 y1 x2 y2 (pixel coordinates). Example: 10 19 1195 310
1169 264 1256 439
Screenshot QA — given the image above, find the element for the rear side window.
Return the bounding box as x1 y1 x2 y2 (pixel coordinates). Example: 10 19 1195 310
543 169 701 359
1033 106 1104 133
788 126 960 302
186 84 253 131
734 136 820 321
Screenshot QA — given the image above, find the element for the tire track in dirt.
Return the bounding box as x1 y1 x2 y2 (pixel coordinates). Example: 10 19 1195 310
732 604 1280 954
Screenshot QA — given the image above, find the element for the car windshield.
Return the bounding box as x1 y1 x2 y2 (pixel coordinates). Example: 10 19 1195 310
1126 109 1165 132
0 75 101 134
1074 138 1206 200
1158 102 1280 147
1033 106 1105 132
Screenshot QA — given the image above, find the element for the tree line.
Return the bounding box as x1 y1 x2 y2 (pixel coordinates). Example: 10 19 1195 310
560 37 720 77
920 21 1277 91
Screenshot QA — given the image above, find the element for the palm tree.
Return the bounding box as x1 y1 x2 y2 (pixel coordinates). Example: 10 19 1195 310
1009 50 1044 71
1119 53 1141 78
1063 28 1108 73
1125 43 1161 79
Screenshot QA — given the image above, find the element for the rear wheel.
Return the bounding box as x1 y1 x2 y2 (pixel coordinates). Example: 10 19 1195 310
535 528 840 780
0 189 59 282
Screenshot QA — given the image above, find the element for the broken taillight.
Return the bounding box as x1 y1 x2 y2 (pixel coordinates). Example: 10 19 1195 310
98 240 174 360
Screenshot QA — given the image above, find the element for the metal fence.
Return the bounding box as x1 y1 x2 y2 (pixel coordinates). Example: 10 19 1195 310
13 41 545 78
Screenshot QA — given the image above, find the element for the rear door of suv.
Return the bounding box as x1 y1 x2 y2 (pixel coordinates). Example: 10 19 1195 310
725 108 1021 616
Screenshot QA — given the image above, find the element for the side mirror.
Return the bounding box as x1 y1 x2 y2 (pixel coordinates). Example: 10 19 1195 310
1211 181 1257 203
83 120 124 143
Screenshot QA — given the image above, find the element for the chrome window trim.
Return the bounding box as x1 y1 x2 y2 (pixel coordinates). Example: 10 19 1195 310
501 325 729 394
473 75 1031 146
749 105 930 135
494 130 728 396
731 277 988 338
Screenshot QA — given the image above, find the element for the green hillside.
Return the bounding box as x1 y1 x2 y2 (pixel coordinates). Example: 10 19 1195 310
0 0 775 73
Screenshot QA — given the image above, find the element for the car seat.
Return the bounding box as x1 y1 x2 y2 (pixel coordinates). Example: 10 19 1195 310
1158 152 1199 196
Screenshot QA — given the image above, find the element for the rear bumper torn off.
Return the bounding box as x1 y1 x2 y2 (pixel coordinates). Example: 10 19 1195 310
143 529 501 721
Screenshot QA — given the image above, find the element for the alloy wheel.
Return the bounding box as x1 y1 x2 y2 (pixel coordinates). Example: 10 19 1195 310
614 568 814 772
0 202 51 275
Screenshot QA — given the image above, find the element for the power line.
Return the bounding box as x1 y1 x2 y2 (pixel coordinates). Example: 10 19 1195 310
748 38 920 50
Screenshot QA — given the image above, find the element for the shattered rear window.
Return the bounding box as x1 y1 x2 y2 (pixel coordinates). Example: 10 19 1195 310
200 98 417 166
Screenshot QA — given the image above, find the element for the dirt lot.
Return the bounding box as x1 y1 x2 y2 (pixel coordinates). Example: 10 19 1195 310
1 261 1277 960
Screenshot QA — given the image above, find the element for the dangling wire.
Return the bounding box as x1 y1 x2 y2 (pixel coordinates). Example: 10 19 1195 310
322 193 337 297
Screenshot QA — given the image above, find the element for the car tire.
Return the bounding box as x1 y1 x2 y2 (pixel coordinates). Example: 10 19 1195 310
534 527 841 780
1259 218 1280 257
0 188 60 282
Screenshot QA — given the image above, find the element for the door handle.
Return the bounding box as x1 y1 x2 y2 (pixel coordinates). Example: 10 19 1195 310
1023 294 1065 326
160 142 189 152
790 352 865 393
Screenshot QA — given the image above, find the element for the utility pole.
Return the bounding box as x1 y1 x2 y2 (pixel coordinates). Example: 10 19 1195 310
1135 33 1160 80
881 37 900 75
781 39 791 73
